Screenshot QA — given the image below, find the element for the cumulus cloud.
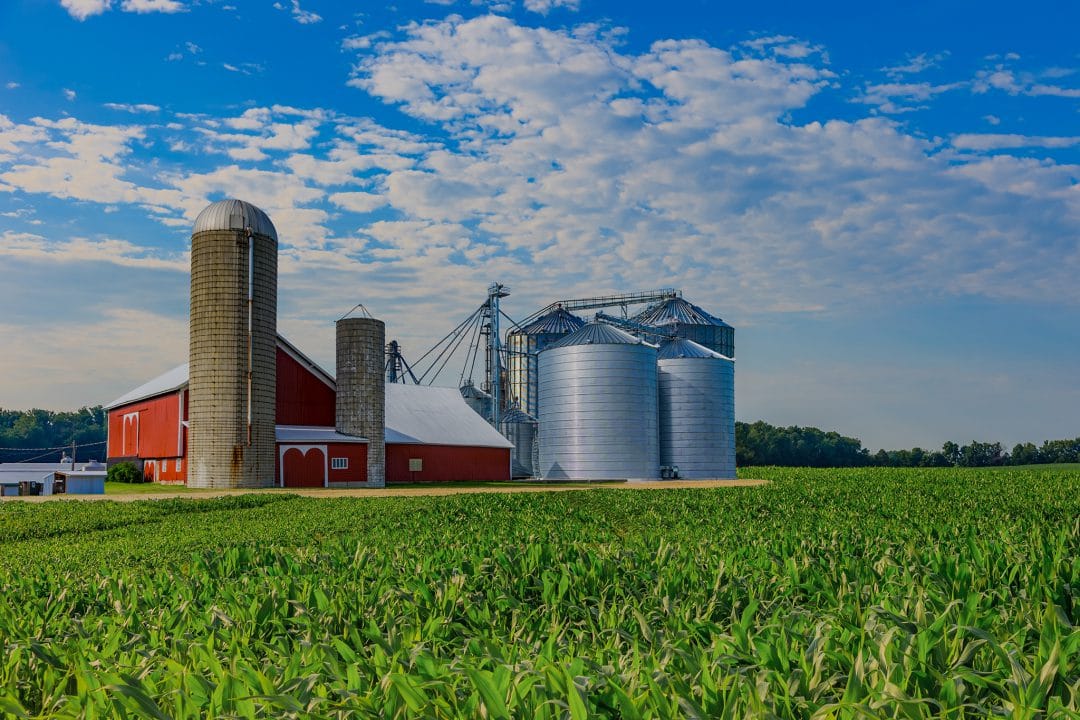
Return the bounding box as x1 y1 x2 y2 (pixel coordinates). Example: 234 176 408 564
60 0 110 20
340 15 1079 312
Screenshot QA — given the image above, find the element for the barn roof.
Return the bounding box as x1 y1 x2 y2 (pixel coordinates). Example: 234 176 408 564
385 384 513 449
104 363 189 410
276 426 368 444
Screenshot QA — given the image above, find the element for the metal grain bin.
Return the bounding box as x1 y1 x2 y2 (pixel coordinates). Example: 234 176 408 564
538 322 659 480
189 199 277 488
657 338 735 479
500 404 537 478
460 381 492 421
336 316 386 487
633 296 734 359
506 307 585 418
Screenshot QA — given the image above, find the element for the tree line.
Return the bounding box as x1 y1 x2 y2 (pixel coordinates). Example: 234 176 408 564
0 407 107 463
736 421 1080 468
2 406 1076 469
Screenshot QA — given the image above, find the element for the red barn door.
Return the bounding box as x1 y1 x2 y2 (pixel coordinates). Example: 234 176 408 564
280 446 326 488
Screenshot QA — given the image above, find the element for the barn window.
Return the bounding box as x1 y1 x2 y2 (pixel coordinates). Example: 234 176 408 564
408 458 423 472
175 459 182 472
331 457 348 470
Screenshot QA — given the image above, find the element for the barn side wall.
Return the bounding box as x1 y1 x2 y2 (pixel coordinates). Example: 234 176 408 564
385 444 510 483
277 347 336 426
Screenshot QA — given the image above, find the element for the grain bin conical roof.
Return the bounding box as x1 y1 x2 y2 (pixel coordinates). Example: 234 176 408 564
633 296 730 329
500 405 537 424
518 307 586 335
193 198 277 240
544 321 646 350
657 337 730 361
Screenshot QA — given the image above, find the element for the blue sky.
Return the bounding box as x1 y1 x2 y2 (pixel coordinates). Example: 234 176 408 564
0 0 1077 451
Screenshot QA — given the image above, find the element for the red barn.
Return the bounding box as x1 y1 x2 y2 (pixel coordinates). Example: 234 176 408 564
105 335 512 486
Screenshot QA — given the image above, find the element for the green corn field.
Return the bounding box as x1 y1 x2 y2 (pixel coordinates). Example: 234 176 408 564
0 467 1077 718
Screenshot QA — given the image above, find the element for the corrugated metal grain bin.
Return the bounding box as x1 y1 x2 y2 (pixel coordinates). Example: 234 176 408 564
500 404 537 478
506 307 585 418
537 322 659 480
657 338 735 479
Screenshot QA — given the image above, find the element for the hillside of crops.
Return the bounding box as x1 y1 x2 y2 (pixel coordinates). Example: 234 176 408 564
1 467 1077 718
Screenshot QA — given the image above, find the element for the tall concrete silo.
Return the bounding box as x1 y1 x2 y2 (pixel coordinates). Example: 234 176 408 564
336 316 386 487
658 338 735 479
537 322 659 480
189 199 278 488
633 296 734 359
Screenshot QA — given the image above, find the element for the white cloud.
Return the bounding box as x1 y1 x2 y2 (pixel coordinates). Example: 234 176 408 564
63 88 77 101
103 102 161 113
952 133 1080 151
974 66 1080 98
277 0 321 24
339 15 1080 312
5 82 19 90
120 0 184 13
881 52 947 78
342 31 391 50
328 191 387 213
221 62 263 75
194 110 321 161
60 0 184 18
0 230 187 271
523 0 580 13
0 116 187 211
857 80 964 113
60 0 111 20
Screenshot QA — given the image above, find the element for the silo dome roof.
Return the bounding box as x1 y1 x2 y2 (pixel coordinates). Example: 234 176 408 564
500 405 537 424
657 337 731 361
459 383 492 400
545 321 650 350
193 199 277 240
518 307 586 335
633 296 730 329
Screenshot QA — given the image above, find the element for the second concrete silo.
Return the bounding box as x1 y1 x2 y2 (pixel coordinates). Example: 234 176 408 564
336 316 386 487
658 338 735 479
188 199 277 489
537 322 659 480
